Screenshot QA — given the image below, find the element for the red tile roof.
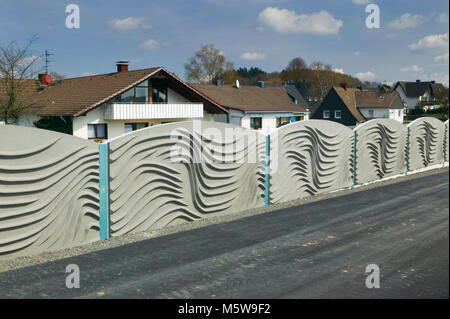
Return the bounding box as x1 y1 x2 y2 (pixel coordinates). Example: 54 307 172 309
191 84 308 113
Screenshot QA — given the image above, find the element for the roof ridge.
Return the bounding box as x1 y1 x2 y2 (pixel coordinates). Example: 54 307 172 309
55 67 162 81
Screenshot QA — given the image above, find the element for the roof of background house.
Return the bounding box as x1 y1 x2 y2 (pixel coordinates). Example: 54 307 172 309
284 84 311 110
190 84 307 113
332 87 366 123
394 81 445 98
265 82 311 110
355 90 404 109
1 67 229 117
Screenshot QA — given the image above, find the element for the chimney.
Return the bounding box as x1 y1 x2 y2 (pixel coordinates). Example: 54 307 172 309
38 73 52 85
340 82 347 90
257 81 265 88
431 81 436 84
116 61 129 72
212 79 222 86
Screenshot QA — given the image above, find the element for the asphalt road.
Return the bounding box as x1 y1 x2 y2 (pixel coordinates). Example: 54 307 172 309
0 171 448 299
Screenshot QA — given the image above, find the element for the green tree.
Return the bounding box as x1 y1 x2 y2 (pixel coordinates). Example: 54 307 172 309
34 116 73 135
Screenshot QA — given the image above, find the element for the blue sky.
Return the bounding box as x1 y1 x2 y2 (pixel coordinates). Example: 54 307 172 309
0 0 448 85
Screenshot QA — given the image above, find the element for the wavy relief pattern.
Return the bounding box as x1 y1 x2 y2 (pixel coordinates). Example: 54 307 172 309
108 121 265 236
269 121 352 204
355 119 405 184
0 126 99 259
366 124 400 179
416 121 438 167
407 118 445 171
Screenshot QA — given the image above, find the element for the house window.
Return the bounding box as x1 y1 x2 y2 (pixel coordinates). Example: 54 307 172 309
114 81 149 103
335 110 342 119
125 122 149 133
250 117 262 130
135 85 149 103
276 117 290 127
323 110 330 119
295 115 304 122
398 110 402 117
88 124 108 139
369 110 374 118
152 86 168 103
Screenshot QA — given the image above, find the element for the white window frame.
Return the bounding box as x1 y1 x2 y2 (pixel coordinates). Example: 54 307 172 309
323 110 330 119
335 110 342 119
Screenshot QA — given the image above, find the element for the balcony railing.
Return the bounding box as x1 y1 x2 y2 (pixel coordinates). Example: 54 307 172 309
104 103 204 120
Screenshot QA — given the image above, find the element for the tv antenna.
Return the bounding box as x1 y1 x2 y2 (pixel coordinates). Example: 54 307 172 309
44 50 53 74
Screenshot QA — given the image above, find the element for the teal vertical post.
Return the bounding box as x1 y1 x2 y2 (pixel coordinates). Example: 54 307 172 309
405 126 410 176
264 135 270 207
99 143 110 240
352 130 357 188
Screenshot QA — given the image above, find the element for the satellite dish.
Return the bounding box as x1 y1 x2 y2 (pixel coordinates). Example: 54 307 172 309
235 79 240 89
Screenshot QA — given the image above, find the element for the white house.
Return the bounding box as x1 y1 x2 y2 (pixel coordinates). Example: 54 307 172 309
191 83 310 135
393 80 446 110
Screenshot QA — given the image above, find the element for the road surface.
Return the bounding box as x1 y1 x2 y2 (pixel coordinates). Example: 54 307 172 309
0 171 448 298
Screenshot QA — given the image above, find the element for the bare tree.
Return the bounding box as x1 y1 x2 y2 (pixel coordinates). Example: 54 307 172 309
286 57 307 71
309 61 333 104
184 45 228 84
0 37 41 124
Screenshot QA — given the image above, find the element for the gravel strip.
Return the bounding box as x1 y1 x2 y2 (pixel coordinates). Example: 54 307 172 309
0 166 448 273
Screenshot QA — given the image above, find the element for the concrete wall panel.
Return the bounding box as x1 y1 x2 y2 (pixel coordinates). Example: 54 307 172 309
0 125 99 258
407 117 445 171
355 119 406 184
269 120 353 204
107 121 265 236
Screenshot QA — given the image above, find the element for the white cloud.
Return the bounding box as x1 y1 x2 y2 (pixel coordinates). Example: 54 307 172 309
408 33 449 51
352 0 370 4
257 7 343 35
438 13 449 24
422 72 449 86
434 52 449 63
81 72 95 76
354 51 361 56
333 68 344 74
140 39 160 50
109 17 150 31
240 52 266 60
355 71 376 81
388 13 426 30
400 65 423 72
386 33 397 39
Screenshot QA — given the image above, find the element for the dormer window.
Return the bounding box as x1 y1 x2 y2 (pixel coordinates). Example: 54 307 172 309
113 80 149 103
379 96 384 100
